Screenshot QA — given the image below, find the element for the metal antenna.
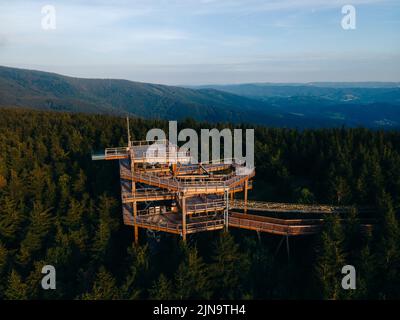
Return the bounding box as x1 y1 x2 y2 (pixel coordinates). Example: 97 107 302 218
126 115 131 148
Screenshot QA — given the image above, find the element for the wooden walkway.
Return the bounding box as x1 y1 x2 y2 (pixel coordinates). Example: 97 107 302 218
228 212 322 235
134 213 225 234
120 169 255 195
230 199 373 214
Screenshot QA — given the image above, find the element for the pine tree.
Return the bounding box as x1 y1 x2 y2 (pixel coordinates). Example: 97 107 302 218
0 174 6 189
17 203 54 266
149 274 173 300
355 164 368 203
82 267 121 300
354 232 375 299
57 174 71 211
120 246 147 299
375 191 400 299
91 195 118 264
210 232 250 299
343 207 360 258
243 237 275 299
72 169 87 196
315 214 346 300
0 241 7 273
25 260 54 299
0 241 8 299
175 246 211 300
296 187 315 204
334 177 351 204
0 196 23 244
5 270 29 300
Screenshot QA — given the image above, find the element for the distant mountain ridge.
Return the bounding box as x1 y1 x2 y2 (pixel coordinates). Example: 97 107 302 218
0 65 297 126
0 65 399 128
193 82 400 89
195 83 400 103
194 82 400 128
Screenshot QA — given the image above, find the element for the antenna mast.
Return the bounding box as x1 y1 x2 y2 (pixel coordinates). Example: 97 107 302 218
126 115 131 148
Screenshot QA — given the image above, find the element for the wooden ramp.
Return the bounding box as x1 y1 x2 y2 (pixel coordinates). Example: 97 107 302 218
228 212 322 236
121 169 254 195
135 213 224 234
228 210 374 236
230 200 373 214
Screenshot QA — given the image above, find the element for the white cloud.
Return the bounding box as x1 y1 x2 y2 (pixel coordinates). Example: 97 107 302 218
161 0 389 15
0 0 398 83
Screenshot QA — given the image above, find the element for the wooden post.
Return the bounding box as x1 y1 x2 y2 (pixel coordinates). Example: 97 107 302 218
182 196 187 242
133 198 138 244
286 234 290 262
244 178 248 214
130 149 139 245
126 116 131 147
225 190 229 231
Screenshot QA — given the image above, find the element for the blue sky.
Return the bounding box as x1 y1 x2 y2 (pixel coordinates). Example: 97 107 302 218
0 0 399 84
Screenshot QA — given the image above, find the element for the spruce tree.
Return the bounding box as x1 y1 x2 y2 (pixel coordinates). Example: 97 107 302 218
210 232 250 299
82 267 121 300
355 232 375 299
149 274 173 300
315 214 346 300
17 203 53 267
175 246 211 300
5 270 29 300
120 245 147 299
375 191 400 299
0 196 23 245
0 241 8 299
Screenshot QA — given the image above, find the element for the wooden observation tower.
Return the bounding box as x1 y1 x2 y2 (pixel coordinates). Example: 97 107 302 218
92 119 255 243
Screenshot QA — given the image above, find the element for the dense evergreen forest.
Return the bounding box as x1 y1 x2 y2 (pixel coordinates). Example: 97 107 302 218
0 108 399 300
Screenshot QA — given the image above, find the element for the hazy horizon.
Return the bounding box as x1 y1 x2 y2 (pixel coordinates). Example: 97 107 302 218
3 64 400 87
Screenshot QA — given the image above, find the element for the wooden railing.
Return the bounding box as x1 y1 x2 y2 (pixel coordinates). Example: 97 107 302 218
136 215 182 234
127 168 254 192
135 212 224 234
186 198 226 213
228 214 321 235
230 200 373 214
186 219 225 233
122 189 175 202
104 147 129 159
228 212 375 236
130 139 168 147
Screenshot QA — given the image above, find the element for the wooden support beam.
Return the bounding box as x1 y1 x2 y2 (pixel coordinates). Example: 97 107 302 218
182 196 187 242
130 151 139 245
133 200 138 245
225 190 229 231
286 235 290 262
244 178 248 214
274 236 285 256
172 163 177 176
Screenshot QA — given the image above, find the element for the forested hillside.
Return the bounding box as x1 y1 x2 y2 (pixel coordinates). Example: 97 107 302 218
2 66 400 128
196 83 400 128
0 66 293 126
0 108 399 299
